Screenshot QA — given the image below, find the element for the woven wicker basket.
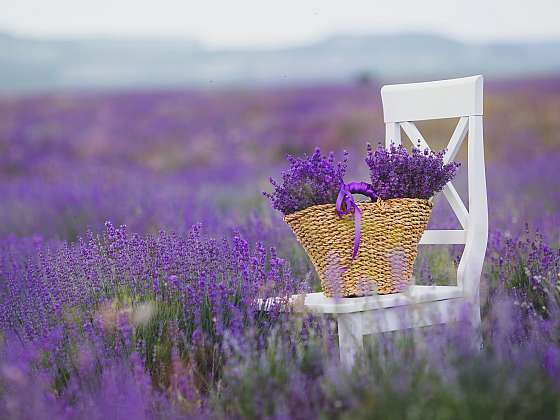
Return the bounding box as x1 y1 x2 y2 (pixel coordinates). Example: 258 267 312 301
285 198 432 297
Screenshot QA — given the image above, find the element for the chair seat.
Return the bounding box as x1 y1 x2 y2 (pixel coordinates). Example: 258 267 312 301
297 285 464 314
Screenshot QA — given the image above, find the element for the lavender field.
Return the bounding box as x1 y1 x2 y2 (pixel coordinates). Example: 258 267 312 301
1 79 559 418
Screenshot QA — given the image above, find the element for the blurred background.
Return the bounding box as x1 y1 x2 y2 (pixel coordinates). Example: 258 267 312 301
0 0 559 261
2 0 560 91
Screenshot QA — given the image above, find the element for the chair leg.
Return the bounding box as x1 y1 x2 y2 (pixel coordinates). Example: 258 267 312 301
472 305 483 350
337 313 364 369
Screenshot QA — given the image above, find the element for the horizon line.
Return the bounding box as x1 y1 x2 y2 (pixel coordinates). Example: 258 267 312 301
3 29 560 51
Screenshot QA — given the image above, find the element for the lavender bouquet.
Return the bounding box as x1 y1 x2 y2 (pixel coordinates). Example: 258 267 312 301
265 144 459 218
264 147 349 215
365 142 460 200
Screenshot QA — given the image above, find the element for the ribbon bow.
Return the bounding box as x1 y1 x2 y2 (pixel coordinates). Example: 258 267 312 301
335 182 377 260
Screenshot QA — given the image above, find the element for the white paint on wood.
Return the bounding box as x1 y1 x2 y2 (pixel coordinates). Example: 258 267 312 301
359 298 466 334
300 286 464 314
457 115 488 306
337 313 364 369
419 230 466 244
381 75 483 122
400 121 430 151
385 122 401 146
442 183 469 229
444 117 469 164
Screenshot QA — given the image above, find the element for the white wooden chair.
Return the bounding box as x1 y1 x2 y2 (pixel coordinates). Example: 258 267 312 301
288 76 488 368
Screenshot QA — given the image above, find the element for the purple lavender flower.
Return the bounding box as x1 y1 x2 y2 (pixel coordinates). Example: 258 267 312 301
264 148 349 215
365 142 460 200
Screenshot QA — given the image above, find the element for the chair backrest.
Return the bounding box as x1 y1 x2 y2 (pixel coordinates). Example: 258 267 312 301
380 76 488 303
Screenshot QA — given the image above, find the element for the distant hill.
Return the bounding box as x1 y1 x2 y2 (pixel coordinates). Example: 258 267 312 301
1 32 560 92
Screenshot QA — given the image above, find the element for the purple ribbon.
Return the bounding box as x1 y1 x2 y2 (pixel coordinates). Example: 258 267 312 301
336 182 378 260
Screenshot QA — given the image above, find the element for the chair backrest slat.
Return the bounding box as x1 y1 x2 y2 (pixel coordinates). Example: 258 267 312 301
381 76 483 122
444 117 469 164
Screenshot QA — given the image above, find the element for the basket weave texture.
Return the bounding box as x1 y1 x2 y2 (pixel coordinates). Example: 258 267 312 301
285 198 432 297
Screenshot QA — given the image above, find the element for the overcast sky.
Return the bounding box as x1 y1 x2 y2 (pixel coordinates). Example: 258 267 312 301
2 0 560 48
